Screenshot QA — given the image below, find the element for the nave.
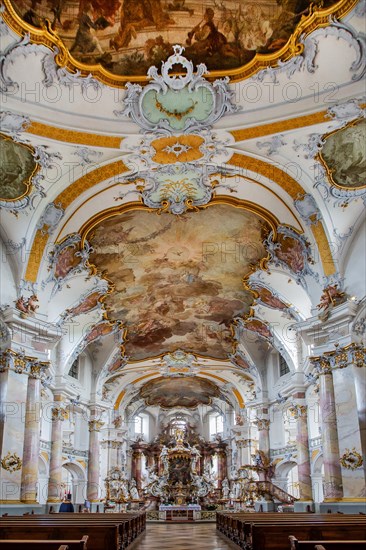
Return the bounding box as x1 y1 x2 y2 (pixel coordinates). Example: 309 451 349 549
130 523 237 550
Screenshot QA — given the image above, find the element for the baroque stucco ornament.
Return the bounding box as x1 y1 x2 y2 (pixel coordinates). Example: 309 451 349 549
117 44 239 134
1 451 22 473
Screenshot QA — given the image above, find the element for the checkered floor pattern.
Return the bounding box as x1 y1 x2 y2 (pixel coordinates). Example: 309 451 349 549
130 523 237 549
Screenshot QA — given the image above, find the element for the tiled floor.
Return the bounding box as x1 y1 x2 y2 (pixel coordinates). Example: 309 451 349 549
131 523 238 549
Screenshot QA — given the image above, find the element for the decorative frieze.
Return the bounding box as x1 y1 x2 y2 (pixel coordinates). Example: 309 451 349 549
101 439 123 449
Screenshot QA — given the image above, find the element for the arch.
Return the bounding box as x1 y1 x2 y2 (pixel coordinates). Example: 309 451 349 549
62 460 87 504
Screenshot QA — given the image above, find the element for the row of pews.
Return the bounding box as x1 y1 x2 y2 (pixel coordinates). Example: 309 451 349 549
0 511 146 550
217 511 366 550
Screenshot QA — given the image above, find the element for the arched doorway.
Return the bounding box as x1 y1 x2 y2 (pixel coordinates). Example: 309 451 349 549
312 453 324 503
62 461 87 505
38 455 49 504
274 460 300 499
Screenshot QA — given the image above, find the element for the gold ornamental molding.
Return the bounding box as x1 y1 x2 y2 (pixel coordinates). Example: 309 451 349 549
27 121 123 149
230 111 329 143
2 0 358 87
310 343 366 372
24 159 129 282
1 451 22 473
227 152 336 276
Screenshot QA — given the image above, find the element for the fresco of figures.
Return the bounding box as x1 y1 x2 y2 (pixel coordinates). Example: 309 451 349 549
11 0 340 78
0 134 37 201
138 376 221 408
87 204 271 361
320 119 366 189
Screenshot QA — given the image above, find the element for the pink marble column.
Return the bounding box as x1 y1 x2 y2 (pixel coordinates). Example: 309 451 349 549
289 403 313 502
254 417 270 482
0 360 9 458
20 366 42 503
87 418 104 502
319 367 343 500
216 450 227 489
133 449 143 491
47 396 67 503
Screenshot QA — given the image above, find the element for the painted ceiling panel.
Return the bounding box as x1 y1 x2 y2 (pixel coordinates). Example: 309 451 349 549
87 203 271 361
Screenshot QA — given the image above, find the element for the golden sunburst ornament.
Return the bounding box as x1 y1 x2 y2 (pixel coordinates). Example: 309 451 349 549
339 448 363 470
1 451 22 473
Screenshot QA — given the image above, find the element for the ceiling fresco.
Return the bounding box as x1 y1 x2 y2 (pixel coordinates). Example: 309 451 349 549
86 203 272 361
5 0 353 85
138 376 221 408
319 118 366 190
0 134 37 201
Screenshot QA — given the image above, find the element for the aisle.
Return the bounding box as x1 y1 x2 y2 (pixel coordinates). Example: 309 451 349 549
131 523 238 549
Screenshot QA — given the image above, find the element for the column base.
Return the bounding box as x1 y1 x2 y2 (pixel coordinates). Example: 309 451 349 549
294 500 315 512
319 500 366 514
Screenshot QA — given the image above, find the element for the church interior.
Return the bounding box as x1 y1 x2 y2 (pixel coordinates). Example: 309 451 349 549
0 0 365 548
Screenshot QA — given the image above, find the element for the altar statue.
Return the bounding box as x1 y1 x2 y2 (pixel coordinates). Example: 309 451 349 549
190 445 201 474
221 477 230 499
160 445 169 475
129 478 140 500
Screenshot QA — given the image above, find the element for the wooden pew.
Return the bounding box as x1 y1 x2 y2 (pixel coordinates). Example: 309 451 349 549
217 512 364 546
0 537 87 549
250 522 366 550
216 512 366 549
0 513 146 550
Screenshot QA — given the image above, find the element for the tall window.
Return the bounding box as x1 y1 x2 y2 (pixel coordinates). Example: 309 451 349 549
68 358 79 379
279 355 290 376
134 414 149 439
209 414 224 438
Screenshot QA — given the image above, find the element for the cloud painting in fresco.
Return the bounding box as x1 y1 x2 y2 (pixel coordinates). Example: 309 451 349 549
139 376 221 408
11 1 340 77
320 119 366 189
88 204 270 361
0 134 36 201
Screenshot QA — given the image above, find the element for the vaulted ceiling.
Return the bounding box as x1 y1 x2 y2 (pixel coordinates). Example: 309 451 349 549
1 0 365 412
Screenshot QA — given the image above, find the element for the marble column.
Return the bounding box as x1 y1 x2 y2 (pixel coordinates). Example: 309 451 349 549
254 417 270 482
289 403 314 508
0 360 9 458
47 396 67 503
353 362 366 480
20 365 42 503
216 450 227 489
318 366 343 500
133 449 143 491
87 418 104 502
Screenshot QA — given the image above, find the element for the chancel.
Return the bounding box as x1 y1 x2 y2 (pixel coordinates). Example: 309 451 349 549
0 1 365 549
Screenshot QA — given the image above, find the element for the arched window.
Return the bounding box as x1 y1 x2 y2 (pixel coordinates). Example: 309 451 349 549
279 355 290 377
209 414 223 438
68 358 79 379
133 413 149 439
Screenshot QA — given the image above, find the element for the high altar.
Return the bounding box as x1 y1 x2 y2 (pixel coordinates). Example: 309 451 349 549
130 425 228 510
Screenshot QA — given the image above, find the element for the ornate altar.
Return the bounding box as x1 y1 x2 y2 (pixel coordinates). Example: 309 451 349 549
141 425 225 506
104 467 130 512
